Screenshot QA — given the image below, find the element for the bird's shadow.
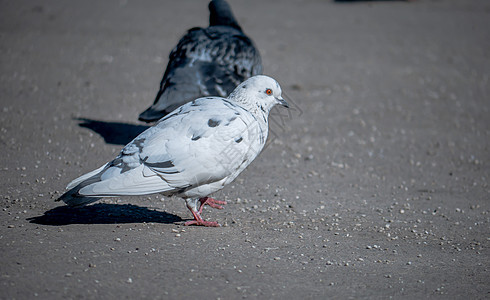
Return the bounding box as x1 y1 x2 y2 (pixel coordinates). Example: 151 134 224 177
77 118 149 145
27 203 182 226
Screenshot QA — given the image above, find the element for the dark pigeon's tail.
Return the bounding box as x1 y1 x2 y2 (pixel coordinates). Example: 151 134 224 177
209 0 242 31
139 104 172 123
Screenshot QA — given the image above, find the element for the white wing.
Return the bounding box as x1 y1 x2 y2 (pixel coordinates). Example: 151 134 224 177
63 97 263 200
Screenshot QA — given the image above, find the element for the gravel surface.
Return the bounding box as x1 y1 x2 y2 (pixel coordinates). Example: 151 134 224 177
1 0 489 298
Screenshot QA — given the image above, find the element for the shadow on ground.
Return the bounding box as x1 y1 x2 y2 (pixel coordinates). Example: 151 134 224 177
27 203 182 225
77 118 149 145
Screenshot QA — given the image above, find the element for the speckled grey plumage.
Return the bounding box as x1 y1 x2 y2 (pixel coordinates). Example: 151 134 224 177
138 0 262 122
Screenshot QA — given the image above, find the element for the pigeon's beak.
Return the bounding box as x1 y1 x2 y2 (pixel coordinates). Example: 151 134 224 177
277 97 289 108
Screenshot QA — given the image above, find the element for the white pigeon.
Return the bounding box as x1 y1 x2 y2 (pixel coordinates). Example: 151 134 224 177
138 0 262 122
58 75 288 227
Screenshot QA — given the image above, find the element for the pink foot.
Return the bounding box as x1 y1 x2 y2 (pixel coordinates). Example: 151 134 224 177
184 197 227 227
198 197 227 213
184 219 221 227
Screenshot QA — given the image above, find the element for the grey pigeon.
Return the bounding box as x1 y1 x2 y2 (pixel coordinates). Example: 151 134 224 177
59 75 288 227
138 0 262 122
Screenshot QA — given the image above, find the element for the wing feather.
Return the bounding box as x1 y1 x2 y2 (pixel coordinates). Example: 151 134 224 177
62 98 260 204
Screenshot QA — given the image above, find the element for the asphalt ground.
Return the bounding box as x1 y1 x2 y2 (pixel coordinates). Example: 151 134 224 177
1 0 488 298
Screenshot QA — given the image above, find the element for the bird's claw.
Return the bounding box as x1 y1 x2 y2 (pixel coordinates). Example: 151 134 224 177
184 220 221 227
199 197 226 212
185 198 226 227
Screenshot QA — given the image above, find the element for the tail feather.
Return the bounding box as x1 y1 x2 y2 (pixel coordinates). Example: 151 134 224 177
66 163 108 190
209 0 241 30
58 170 107 207
138 106 173 123
57 192 101 207
57 163 175 207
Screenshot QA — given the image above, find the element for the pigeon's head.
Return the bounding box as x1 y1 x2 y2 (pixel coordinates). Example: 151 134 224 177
229 75 289 114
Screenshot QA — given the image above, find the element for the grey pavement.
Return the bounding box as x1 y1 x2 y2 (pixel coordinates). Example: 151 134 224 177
1 0 488 298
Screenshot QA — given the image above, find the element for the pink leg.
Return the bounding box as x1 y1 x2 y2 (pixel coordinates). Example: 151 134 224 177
184 197 227 227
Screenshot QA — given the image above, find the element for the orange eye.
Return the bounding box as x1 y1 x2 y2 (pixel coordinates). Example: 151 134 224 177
265 89 272 95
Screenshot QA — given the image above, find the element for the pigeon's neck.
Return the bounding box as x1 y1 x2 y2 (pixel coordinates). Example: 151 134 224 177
228 94 271 125
208 0 242 31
